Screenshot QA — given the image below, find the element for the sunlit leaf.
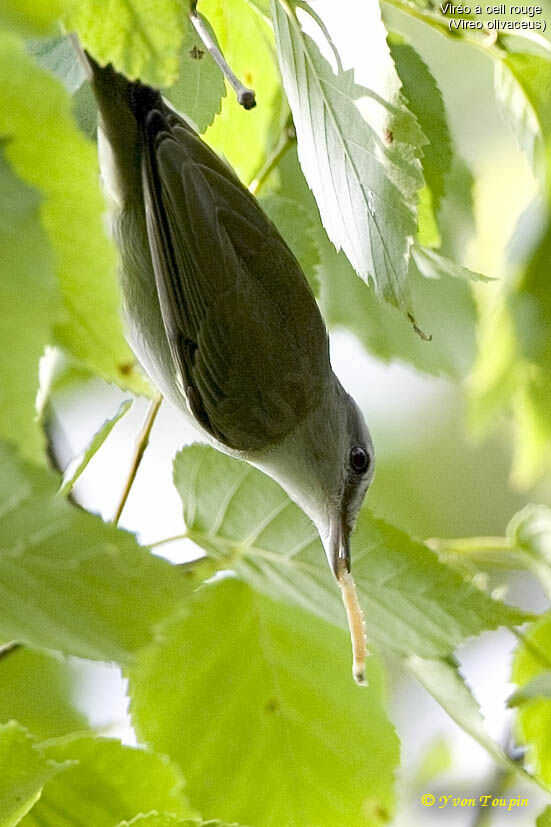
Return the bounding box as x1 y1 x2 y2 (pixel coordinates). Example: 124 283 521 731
0 440 191 662
125 820 233 827
272 0 425 315
512 613 551 785
0 722 70 827
537 805 551 826
164 20 225 133
66 0 188 87
173 445 529 660
58 398 132 497
0 152 63 464
130 578 399 827
0 33 148 394
202 0 282 182
21 736 194 827
0 0 66 37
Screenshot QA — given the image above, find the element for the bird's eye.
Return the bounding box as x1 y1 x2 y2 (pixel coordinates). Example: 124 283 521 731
349 445 370 475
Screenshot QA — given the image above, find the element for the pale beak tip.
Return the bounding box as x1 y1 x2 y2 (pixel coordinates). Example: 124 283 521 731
353 668 369 687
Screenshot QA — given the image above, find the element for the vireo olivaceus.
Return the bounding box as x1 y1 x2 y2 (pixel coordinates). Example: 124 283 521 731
85 52 375 616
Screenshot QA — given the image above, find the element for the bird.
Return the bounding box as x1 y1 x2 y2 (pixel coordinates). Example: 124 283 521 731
83 48 375 596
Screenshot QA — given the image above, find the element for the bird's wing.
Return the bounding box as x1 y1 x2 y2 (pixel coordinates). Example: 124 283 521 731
140 106 330 452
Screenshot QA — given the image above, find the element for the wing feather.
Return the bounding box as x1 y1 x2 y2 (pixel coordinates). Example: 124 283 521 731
140 103 330 451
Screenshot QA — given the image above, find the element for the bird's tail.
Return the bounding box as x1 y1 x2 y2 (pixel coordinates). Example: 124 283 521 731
73 37 163 203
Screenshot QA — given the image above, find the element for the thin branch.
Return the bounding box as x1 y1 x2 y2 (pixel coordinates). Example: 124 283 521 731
190 6 256 109
112 394 162 525
248 123 296 195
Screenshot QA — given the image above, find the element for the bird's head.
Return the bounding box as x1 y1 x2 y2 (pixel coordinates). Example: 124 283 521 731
255 378 374 579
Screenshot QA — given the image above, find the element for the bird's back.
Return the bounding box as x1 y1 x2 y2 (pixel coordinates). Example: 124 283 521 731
88 56 331 453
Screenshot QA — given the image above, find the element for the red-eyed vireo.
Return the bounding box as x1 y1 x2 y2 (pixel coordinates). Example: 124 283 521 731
85 51 375 679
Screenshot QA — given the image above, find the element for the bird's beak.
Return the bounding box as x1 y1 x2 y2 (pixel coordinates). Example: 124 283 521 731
325 511 351 580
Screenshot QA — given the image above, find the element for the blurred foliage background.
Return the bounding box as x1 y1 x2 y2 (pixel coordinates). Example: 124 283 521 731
0 0 551 825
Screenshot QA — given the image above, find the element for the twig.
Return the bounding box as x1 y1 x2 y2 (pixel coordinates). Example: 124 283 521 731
190 6 256 109
112 394 162 524
248 124 296 195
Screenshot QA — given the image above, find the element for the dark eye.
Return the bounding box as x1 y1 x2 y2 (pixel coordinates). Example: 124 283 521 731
349 445 370 475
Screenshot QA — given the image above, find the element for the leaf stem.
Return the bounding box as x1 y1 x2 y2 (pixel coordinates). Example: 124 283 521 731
190 6 256 109
248 123 296 195
112 394 162 525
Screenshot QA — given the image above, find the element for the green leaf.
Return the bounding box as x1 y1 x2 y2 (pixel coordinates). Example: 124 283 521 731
130 578 399 827
119 817 244 827
58 399 132 497
496 53 551 189
0 722 70 827
411 245 490 283
272 0 425 315
21 736 194 827
0 32 148 394
0 151 62 464
0 648 86 740
275 147 478 378
537 805 551 827
259 193 320 294
66 0 188 87
173 445 529 660
164 20 225 133
202 0 282 182
512 613 551 785
407 655 527 774
0 440 192 663
389 39 452 227
509 671 551 705
26 36 86 94
0 0 66 37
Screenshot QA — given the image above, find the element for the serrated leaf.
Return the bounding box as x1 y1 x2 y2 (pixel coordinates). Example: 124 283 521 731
275 147 478 378
0 32 147 394
66 0 188 87
412 245 490 283
164 20 225 133
173 445 530 660
0 440 192 662
130 578 399 827
0 152 63 464
259 193 320 294
202 0 282 182
21 736 194 827
407 655 525 773
390 40 452 230
272 0 425 314
58 399 132 497
0 648 86 740
0 722 70 827
512 613 551 785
